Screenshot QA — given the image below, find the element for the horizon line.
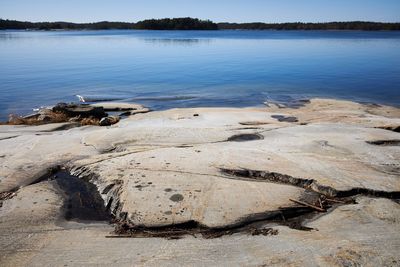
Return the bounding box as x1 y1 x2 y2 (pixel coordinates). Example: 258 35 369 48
2 17 400 25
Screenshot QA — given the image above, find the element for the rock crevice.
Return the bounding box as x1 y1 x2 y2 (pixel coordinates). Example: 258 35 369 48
220 168 400 199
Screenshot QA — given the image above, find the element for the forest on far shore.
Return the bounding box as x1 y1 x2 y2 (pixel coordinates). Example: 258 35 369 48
1 18 399 31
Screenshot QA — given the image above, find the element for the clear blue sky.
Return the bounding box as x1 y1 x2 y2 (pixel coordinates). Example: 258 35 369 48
1 0 399 23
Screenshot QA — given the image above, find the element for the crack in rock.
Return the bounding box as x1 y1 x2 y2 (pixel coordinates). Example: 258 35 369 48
271 115 299 123
15 164 397 239
0 135 19 141
66 165 351 238
54 170 112 221
219 168 400 199
374 126 400 133
366 139 400 146
69 166 126 221
110 220 280 239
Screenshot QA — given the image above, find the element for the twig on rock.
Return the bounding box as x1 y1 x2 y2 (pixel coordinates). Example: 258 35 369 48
289 198 326 212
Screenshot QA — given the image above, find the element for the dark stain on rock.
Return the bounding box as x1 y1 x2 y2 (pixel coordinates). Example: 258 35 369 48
54 170 111 222
234 127 262 130
176 145 194 148
111 218 281 240
220 167 400 199
164 211 173 215
271 115 298 123
374 126 400 133
265 99 310 109
366 139 400 146
102 181 123 194
239 121 269 126
169 194 184 202
227 133 264 142
135 184 149 191
164 188 173 192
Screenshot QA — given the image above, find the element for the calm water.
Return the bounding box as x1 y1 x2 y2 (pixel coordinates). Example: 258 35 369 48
1 30 400 120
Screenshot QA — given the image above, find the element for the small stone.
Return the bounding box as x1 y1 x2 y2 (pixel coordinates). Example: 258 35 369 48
37 114 52 122
8 114 25 125
69 117 81 122
99 116 120 126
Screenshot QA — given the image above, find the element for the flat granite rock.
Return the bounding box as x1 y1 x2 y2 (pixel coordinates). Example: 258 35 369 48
90 102 150 115
90 102 147 111
1 187 399 266
69 121 399 227
73 163 304 228
0 99 399 264
1 99 399 207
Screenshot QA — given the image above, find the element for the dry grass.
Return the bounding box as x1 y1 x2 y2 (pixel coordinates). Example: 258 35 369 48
80 117 100 126
5 112 69 125
3 111 99 126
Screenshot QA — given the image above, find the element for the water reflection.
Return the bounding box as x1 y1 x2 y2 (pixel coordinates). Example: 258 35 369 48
143 38 212 46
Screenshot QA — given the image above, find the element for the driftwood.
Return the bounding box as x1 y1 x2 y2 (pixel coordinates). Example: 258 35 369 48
325 198 346 204
0 191 15 201
289 198 326 212
318 198 324 209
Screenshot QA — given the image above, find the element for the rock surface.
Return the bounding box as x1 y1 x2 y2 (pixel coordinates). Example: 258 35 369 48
52 103 107 118
99 116 120 126
2 102 150 127
0 98 399 266
91 102 151 114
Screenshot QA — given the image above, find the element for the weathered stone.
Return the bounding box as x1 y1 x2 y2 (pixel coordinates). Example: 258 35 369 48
36 109 53 122
37 114 52 122
90 102 148 112
68 117 80 122
23 113 40 120
99 116 120 126
37 108 53 115
0 99 399 265
7 114 25 125
271 114 298 122
53 103 107 118
1 184 399 266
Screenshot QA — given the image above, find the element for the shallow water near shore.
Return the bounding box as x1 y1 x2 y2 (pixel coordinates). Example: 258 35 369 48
0 30 400 120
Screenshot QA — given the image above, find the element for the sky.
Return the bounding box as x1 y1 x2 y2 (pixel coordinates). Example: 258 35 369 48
0 0 399 23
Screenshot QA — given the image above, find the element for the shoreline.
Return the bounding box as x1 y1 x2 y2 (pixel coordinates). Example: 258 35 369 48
2 95 400 125
1 98 399 265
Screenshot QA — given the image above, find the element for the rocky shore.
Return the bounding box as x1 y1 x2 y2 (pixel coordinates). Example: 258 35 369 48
0 98 399 266
5 102 150 127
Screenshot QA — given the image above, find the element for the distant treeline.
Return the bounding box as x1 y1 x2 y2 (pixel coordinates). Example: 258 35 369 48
1 18 399 31
0 19 135 30
0 18 217 30
136 18 218 30
218 21 400 31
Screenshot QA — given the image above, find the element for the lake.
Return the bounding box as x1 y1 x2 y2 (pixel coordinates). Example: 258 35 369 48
0 30 399 120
